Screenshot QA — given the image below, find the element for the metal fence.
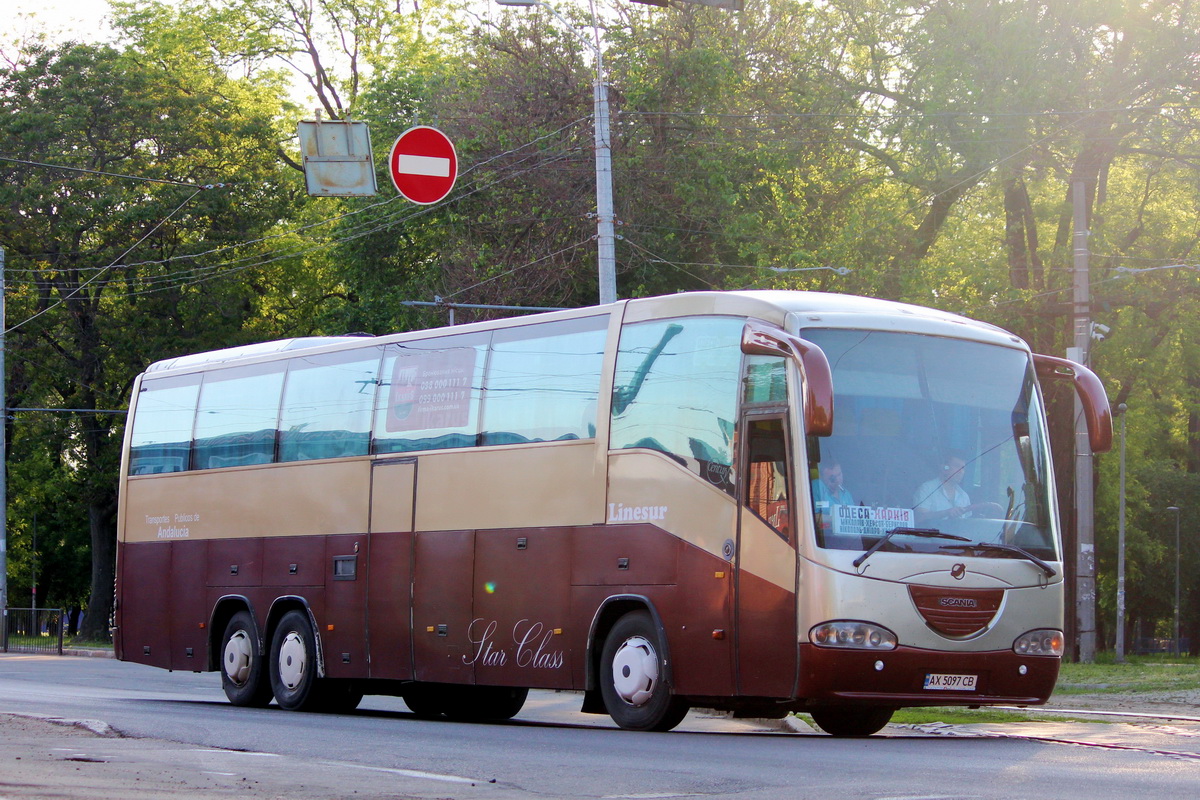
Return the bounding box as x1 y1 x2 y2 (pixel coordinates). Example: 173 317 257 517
2 608 65 655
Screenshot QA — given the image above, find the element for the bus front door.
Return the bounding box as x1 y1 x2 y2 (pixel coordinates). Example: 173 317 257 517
734 414 800 699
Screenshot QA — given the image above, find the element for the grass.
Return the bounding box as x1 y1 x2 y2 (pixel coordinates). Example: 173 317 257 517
1056 653 1200 694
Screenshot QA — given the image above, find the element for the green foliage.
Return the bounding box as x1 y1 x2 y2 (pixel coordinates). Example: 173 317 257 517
0 33 295 633
3 0 1200 652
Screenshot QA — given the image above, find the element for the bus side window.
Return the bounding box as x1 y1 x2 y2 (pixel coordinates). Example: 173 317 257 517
611 317 742 493
481 317 606 446
127 375 201 476
745 418 792 541
192 364 286 470
279 348 380 462
372 334 488 454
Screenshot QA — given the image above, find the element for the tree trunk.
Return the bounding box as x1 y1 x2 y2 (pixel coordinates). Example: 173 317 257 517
78 499 117 642
883 177 976 298
1004 178 1030 290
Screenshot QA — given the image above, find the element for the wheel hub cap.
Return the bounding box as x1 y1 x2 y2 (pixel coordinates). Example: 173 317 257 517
611 635 658 707
278 631 307 690
223 630 253 686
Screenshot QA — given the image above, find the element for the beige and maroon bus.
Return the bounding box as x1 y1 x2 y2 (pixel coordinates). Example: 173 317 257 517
114 290 1111 735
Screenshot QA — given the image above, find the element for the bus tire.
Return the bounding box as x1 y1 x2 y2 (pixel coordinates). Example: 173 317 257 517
599 610 690 732
316 680 364 714
269 610 321 711
402 684 446 718
810 706 894 736
220 611 273 708
445 686 528 722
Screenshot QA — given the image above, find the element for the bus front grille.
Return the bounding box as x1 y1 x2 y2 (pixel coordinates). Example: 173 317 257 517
908 585 1004 638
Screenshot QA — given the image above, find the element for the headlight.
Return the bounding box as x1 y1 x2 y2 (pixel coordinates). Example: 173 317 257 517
1013 629 1063 656
810 621 897 650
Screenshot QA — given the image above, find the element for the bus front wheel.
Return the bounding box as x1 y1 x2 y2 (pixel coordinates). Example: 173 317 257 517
220 611 273 708
810 706 894 736
269 610 321 711
599 610 690 732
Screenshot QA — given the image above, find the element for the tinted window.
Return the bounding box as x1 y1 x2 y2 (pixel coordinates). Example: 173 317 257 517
803 329 1057 560
192 364 286 469
128 375 201 475
279 348 381 462
373 333 488 454
481 317 606 445
746 417 793 541
744 355 788 404
611 317 742 491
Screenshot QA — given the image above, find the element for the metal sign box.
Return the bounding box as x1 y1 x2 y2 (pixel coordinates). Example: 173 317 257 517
297 119 378 197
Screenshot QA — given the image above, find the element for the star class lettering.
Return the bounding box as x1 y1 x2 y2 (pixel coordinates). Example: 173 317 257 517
463 618 566 670
607 503 669 523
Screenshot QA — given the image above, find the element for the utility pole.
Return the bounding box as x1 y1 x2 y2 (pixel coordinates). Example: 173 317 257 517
496 0 617 305
1115 403 1128 663
1168 506 1182 656
591 21 617 306
1071 181 1097 663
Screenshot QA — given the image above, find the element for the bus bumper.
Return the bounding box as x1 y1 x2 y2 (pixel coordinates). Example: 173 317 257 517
797 643 1060 708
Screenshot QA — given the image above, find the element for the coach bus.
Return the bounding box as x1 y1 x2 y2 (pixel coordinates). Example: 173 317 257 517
114 291 1111 735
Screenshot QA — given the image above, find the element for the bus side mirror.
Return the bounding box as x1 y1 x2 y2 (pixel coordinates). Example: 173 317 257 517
1032 353 1113 453
741 322 834 437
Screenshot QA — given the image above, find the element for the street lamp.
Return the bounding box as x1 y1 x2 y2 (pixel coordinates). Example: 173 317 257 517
495 0 618 305
1114 403 1127 663
1167 505 1182 656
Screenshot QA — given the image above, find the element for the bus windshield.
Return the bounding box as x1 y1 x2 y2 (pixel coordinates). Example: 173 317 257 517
803 329 1058 562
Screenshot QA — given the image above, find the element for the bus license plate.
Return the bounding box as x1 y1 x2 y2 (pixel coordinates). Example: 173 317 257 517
923 673 978 691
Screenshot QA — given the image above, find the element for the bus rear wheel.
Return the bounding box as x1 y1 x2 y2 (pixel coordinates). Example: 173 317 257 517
810 706 894 736
269 610 321 711
220 611 273 708
599 610 690 732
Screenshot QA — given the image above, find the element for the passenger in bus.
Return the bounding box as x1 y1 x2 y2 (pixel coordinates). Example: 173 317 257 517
913 451 999 523
811 459 854 539
811 459 854 507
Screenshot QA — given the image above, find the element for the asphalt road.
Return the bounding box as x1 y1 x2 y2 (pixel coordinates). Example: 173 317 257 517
2 653 1199 799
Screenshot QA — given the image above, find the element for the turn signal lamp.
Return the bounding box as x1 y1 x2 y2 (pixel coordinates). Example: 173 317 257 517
810 621 897 650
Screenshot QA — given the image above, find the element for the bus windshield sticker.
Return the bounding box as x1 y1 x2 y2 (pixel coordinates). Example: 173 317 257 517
832 505 913 538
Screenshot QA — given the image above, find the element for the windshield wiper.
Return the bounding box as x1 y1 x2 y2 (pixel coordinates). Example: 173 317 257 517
852 527 971 569
941 541 1057 578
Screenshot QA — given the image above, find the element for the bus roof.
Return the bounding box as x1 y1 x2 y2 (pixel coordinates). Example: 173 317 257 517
141 291 1024 377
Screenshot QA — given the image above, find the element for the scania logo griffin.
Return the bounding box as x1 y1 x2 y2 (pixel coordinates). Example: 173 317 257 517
950 563 967 580
938 597 978 608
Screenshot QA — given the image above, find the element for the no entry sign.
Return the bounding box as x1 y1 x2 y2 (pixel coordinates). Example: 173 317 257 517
388 126 458 205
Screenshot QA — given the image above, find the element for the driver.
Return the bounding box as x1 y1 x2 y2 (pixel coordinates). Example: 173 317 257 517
913 451 998 523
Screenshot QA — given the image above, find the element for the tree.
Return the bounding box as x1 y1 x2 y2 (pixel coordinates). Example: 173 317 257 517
0 37 295 638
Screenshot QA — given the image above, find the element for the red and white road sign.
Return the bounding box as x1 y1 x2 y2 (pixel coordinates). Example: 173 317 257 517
388 126 457 205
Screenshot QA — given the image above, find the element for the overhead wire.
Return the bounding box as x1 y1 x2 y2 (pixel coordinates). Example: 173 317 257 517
5 186 207 336
1 118 593 309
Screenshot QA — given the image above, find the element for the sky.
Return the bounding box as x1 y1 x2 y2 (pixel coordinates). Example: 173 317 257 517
4 0 117 44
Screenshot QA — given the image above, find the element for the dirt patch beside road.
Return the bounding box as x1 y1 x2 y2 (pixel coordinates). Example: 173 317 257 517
1044 688 1200 719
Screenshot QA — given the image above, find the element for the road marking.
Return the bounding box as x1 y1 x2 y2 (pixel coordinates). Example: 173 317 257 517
326 761 484 785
